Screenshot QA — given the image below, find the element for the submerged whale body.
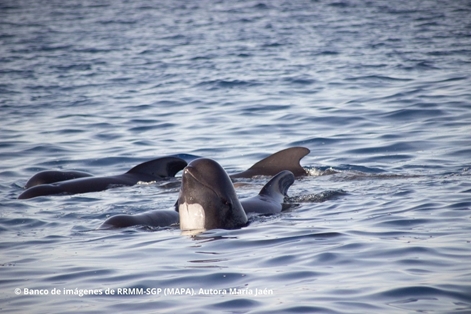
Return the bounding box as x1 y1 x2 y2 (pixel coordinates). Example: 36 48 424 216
18 157 188 199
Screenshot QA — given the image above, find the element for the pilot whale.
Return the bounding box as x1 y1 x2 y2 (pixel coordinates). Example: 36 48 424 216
177 158 295 231
177 158 248 231
19 147 309 199
100 159 296 230
18 156 188 199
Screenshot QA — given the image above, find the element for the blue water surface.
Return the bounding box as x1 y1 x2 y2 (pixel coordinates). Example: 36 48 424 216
1 0 471 313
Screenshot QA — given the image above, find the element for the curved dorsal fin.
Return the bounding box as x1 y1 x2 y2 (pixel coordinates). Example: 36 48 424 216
231 147 309 178
127 156 187 178
259 170 295 198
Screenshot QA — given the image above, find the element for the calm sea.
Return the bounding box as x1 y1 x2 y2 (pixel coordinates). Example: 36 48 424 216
1 0 471 313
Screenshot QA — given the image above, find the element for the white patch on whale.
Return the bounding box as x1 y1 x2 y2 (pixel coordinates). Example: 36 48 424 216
179 202 206 231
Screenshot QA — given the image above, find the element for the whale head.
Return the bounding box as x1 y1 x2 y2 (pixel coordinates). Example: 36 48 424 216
176 158 247 231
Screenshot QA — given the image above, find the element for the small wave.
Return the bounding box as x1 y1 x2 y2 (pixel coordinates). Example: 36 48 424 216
345 75 412 82
306 166 339 176
52 64 92 72
383 108 446 121
0 217 49 230
345 142 418 155
208 298 261 310
195 79 262 90
292 137 341 146
261 305 338 314
252 3 269 10
286 190 347 203
282 76 316 85
377 285 471 304
334 164 387 173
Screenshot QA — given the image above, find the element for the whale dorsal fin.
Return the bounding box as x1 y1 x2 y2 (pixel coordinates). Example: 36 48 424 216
259 170 295 198
127 156 187 178
230 147 309 179
240 170 295 214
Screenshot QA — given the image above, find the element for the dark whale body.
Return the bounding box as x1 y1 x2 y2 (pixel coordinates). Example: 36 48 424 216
18 157 187 199
19 147 309 200
100 210 179 229
176 158 295 231
100 147 307 230
100 164 297 231
24 170 93 188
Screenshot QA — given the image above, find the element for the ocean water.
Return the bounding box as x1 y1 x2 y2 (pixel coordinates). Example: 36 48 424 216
1 0 471 313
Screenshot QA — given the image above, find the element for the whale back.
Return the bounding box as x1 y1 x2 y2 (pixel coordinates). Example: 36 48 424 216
127 156 187 178
24 170 92 188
